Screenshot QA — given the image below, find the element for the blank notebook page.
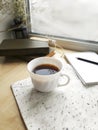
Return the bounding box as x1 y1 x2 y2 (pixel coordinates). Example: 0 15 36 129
65 52 98 85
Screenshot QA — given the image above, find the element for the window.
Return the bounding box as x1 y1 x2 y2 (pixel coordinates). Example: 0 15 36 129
28 0 98 52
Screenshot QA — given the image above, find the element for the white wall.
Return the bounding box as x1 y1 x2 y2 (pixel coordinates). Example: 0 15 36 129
0 15 13 43
0 0 13 44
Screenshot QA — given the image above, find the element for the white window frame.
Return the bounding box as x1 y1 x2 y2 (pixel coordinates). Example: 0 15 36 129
27 0 98 52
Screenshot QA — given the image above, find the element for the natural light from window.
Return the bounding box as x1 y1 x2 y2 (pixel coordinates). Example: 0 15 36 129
29 0 98 42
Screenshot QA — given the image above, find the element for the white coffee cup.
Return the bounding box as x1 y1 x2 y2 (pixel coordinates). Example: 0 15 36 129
27 57 70 92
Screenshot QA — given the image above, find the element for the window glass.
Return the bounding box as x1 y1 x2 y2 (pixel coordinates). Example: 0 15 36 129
29 0 98 41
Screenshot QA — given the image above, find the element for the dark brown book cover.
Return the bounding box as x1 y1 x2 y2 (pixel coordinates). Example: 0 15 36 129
0 39 49 56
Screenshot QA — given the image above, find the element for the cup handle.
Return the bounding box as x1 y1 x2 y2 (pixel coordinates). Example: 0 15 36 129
58 73 70 87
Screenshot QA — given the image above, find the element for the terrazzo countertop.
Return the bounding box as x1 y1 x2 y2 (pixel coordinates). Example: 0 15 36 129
11 58 98 130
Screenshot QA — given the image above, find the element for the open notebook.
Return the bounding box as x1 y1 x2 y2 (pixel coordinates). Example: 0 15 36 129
65 52 98 86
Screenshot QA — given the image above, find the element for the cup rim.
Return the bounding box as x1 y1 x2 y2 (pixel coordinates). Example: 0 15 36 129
27 57 63 77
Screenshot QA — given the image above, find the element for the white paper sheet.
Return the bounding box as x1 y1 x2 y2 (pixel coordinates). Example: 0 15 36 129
65 52 98 85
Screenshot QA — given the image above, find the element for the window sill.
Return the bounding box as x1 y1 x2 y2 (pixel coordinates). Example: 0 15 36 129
30 34 98 53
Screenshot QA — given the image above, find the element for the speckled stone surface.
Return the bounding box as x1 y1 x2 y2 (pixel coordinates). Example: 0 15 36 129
11 58 98 130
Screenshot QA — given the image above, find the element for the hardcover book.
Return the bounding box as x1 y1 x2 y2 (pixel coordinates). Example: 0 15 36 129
0 39 49 56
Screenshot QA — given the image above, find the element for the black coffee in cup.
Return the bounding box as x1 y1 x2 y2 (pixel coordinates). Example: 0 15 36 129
33 64 59 75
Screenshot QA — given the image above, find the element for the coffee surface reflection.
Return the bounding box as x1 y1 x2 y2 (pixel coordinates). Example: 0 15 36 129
33 64 59 75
